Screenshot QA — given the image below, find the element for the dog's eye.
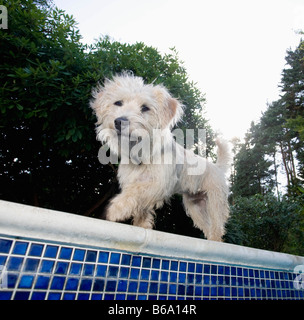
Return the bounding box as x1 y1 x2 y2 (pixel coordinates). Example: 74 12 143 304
141 104 150 112
114 100 123 106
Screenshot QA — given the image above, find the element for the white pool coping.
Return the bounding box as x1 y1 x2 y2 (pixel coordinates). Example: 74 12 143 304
0 200 303 271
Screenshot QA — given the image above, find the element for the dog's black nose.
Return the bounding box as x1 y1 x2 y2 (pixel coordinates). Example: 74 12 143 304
114 117 129 132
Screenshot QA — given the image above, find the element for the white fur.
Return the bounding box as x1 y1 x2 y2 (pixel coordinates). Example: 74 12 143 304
91 73 231 241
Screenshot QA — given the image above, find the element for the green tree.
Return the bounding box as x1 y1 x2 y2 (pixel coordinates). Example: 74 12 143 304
225 194 303 254
0 0 100 212
228 37 304 254
280 39 304 184
231 122 274 198
0 0 212 238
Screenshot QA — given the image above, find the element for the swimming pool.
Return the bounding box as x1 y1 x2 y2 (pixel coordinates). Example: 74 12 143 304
0 200 303 300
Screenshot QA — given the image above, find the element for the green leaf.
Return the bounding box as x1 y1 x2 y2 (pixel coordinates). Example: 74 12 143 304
66 128 75 140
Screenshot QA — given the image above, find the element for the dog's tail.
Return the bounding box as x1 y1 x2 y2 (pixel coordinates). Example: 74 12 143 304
215 138 231 173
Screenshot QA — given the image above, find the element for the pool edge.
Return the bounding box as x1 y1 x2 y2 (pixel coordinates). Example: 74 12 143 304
0 199 303 271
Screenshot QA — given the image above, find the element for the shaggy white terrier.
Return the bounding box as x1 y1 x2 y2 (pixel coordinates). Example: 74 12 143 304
91 73 231 241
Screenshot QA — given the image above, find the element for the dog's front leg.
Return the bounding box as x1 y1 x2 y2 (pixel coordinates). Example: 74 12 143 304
104 184 158 229
105 186 155 226
105 192 136 223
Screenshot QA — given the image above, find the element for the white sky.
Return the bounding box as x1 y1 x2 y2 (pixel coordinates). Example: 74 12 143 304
54 0 304 139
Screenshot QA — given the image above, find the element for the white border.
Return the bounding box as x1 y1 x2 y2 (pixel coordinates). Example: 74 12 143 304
0 200 303 271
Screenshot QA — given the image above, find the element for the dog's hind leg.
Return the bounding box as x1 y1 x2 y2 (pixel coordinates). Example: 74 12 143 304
205 189 229 242
182 193 212 239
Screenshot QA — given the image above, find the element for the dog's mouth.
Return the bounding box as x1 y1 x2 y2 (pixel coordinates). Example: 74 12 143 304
117 132 143 145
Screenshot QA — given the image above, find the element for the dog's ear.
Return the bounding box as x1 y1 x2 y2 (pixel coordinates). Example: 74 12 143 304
154 86 184 129
167 97 182 126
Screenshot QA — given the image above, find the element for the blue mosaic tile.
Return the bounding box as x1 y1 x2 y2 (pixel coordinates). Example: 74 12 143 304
73 249 85 261
44 245 58 258
130 268 139 279
169 284 177 294
162 260 169 270
12 241 28 255
98 251 109 263
150 282 158 293
35 276 50 289
104 293 115 300
121 254 131 265
24 258 39 272
19 275 34 289
106 280 117 292
170 260 177 271
7 257 23 271
152 258 160 269
80 279 92 291
196 263 203 273
128 281 138 292
0 239 12 253
66 278 79 291
86 250 97 262
96 264 107 277
132 256 141 267
55 262 69 275
93 279 104 291
92 293 102 300
59 247 72 260
161 271 168 282
40 260 54 273
170 272 177 282
151 270 159 281
110 252 120 264
14 291 30 300
188 262 195 272
28 243 43 257
51 277 65 290
48 292 61 300
180 262 187 272
0 255 7 266
117 280 127 291
69 262 82 275
63 293 76 300
79 293 90 300
32 292 46 300
84 264 95 276
108 266 119 277
7 274 18 288
0 236 303 300
0 292 12 300
142 257 151 268
139 281 148 293
141 269 150 280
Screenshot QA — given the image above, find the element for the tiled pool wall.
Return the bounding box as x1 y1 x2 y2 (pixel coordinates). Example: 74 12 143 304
0 200 304 300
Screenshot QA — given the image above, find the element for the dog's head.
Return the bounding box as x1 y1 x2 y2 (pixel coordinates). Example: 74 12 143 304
91 73 184 157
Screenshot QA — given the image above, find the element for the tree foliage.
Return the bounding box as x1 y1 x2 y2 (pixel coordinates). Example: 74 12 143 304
227 37 304 254
0 0 211 238
225 194 303 254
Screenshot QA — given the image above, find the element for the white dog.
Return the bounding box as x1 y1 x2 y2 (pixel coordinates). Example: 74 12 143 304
91 73 231 241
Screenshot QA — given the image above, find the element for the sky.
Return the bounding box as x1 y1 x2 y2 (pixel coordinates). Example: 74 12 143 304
53 0 304 140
